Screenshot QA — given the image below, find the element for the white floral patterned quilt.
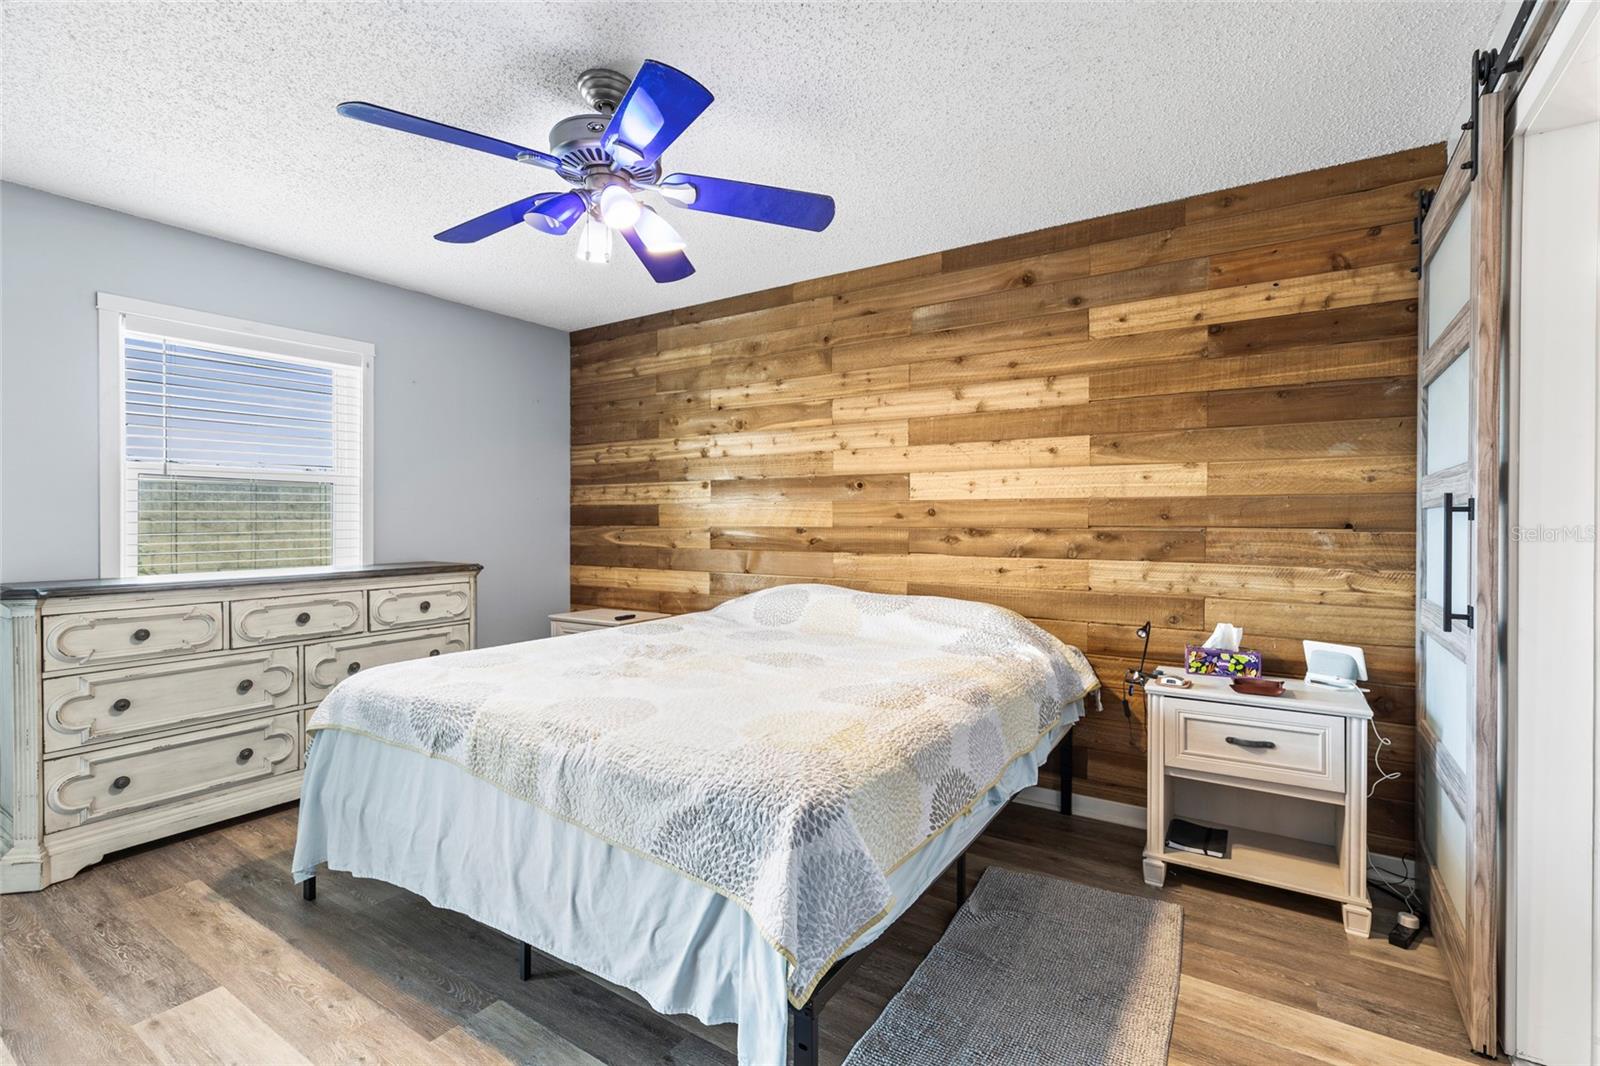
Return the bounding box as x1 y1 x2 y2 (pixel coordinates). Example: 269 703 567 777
307 583 1096 1004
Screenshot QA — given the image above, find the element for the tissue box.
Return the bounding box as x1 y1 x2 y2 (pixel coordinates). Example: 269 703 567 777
1185 645 1263 677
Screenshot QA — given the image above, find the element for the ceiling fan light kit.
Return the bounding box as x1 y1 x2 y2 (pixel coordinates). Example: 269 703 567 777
336 60 835 283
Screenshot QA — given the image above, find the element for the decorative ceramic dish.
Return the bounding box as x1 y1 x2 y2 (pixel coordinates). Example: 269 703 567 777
1230 677 1286 697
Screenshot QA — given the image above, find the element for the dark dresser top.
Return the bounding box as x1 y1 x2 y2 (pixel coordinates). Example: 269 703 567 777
1 561 482 601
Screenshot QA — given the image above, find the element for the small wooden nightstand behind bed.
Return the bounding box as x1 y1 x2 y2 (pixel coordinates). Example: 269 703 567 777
548 608 669 636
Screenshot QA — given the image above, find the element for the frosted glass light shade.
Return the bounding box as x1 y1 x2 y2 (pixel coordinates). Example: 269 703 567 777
632 206 685 254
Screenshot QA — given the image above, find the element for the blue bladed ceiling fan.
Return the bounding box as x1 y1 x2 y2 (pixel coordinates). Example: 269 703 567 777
337 61 835 283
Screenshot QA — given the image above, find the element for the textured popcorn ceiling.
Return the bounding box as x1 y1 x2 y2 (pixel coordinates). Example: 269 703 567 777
1 1 1500 332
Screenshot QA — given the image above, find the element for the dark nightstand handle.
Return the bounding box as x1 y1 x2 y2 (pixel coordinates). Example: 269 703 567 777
295 612 312 626
347 662 361 675
237 747 254 762
237 679 254 695
111 698 132 714
1225 736 1276 750
419 600 431 613
428 649 441 656
112 775 131 790
130 628 150 643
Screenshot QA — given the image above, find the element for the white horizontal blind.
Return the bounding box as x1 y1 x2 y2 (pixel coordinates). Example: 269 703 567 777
119 329 365 576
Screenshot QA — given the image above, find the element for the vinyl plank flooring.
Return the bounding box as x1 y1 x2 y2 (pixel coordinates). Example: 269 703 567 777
31 872 216 1025
133 986 311 1066
1 804 1478 1066
133 880 385 1060
0 891 157 1064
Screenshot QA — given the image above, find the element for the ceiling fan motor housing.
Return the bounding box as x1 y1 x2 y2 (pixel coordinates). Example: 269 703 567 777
548 69 659 186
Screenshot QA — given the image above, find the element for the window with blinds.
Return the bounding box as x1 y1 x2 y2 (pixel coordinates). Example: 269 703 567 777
100 296 371 578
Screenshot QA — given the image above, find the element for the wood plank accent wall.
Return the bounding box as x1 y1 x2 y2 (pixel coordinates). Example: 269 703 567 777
568 144 1441 856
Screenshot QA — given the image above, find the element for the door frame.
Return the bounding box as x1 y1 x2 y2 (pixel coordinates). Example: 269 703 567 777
1504 3 1600 1061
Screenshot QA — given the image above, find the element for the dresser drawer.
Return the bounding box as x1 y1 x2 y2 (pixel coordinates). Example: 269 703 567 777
42 711 300 832
369 582 472 631
304 624 470 702
42 647 300 753
550 621 596 636
230 589 366 646
43 603 224 673
1163 698 1346 794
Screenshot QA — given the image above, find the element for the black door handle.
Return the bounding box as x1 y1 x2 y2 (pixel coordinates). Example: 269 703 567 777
1225 736 1277 750
1442 492 1476 632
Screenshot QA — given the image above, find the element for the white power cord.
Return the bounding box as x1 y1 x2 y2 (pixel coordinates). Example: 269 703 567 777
1368 717 1401 798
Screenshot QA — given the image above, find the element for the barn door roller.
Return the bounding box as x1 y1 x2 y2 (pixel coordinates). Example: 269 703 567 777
1460 0 1535 179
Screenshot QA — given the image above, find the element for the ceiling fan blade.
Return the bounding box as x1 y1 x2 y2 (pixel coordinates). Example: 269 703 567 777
337 101 561 170
524 191 589 235
433 194 555 243
658 173 834 231
601 61 713 168
620 226 695 283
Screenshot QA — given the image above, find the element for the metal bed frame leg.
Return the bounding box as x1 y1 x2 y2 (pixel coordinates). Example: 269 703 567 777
955 852 967 909
790 1001 818 1066
520 941 534 981
1059 729 1074 815
301 875 316 902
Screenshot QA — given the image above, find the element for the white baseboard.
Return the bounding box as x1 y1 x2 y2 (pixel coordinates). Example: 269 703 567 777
1013 786 1145 829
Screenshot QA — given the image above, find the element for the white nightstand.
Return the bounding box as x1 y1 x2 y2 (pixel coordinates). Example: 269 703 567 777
1141 672 1374 937
548 608 669 636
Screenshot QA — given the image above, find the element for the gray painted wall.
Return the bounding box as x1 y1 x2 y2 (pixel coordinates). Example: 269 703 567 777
0 182 569 647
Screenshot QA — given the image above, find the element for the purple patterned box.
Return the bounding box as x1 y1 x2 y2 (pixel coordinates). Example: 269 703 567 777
1185 644 1264 677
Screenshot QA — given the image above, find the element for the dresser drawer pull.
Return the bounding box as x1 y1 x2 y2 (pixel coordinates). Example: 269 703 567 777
1225 736 1277 750
347 662 361 675
429 649 441 657
130 628 151 643
111 697 132 714
295 611 312 626
236 678 254 695
419 600 432 613
112 775 131 791
237 747 254 762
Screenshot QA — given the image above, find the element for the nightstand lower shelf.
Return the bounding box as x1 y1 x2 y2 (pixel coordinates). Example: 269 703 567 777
1152 822 1344 900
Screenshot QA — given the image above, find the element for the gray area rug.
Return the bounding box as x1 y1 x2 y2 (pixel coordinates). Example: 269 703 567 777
842 867 1183 1066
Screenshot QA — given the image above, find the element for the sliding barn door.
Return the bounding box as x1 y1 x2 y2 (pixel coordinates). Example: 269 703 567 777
1414 90 1505 1055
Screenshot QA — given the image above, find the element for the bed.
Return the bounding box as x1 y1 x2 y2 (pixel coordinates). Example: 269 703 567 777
292 583 1097 1065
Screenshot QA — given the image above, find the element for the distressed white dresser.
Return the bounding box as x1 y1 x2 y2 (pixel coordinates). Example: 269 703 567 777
0 561 479 891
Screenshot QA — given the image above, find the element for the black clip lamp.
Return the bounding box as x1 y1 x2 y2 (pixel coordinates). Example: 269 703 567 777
1123 620 1153 708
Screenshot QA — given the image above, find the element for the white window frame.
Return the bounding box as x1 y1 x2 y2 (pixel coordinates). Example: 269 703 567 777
97 293 375 578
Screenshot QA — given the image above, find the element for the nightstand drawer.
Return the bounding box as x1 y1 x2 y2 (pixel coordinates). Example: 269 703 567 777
1163 699 1345 793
